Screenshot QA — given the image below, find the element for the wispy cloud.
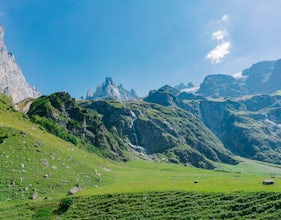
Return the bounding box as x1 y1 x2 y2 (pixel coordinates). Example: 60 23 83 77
212 30 228 41
205 14 231 64
221 14 229 22
205 41 231 64
0 12 4 17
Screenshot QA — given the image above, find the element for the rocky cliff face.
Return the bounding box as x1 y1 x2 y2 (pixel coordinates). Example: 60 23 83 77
27 92 237 168
145 85 281 164
27 92 130 161
243 60 281 94
86 77 138 102
198 74 246 98
82 99 237 168
144 85 180 106
199 95 281 164
0 25 40 103
198 59 281 98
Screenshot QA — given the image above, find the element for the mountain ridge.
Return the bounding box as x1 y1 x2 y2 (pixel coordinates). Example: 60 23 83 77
198 58 281 98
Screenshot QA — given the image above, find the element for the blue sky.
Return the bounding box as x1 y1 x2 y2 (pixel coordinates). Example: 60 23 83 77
1 0 281 97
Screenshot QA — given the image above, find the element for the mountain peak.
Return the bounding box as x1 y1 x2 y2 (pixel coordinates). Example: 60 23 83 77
104 77 114 86
0 25 4 40
0 24 40 103
86 77 138 102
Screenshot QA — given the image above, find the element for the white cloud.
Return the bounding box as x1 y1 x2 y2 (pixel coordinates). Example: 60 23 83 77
205 41 231 64
221 14 229 22
205 14 232 64
212 30 228 41
0 12 4 16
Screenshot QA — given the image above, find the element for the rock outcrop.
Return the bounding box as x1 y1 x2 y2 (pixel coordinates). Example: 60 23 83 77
198 59 281 98
144 85 281 164
27 92 130 161
83 99 237 168
0 25 40 103
86 77 138 102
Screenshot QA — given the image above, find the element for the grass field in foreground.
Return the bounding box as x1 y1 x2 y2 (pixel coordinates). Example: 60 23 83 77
2 97 281 219
84 157 281 196
2 191 281 219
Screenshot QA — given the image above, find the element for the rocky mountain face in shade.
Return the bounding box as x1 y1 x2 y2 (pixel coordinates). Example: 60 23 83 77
144 84 281 165
86 77 138 102
0 25 40 103
28 92 237 169
174 82 194 90
198 59 281 98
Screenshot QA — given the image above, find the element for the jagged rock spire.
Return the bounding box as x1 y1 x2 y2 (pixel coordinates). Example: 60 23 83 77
86 77 138 102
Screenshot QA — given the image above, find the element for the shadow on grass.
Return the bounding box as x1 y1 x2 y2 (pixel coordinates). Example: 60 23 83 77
53 197 73 215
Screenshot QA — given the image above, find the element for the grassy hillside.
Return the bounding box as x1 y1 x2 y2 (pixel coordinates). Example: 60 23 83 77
27 93 238 169
27 92 130 161
35 191 281 219
2 156 281 219
2 95 281 219
0 96 113 203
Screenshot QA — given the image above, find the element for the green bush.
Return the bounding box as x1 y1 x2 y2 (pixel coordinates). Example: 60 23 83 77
31 115 78 145
57 197 73 214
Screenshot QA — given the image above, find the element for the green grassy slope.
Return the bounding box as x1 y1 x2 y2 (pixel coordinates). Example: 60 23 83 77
3 191 281 219
2 96 281 219
0 97 113 203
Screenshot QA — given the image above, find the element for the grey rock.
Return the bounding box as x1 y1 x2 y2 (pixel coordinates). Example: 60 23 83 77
198 59 281 98
29 191 38 200
68 186 80 195
86 77 138 102
0 25 40 103
262 180 274 185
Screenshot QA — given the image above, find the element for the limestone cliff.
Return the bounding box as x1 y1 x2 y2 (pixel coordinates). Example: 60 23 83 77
0 25 40 103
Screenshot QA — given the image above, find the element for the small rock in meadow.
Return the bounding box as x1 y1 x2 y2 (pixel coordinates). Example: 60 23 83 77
68 186 80 195
29 191 38 200
51 165 57 170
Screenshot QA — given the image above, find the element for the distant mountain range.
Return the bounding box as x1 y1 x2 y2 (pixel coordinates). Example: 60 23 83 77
3 22 281 168
85 58 281 103
86 77 138 102
198 59 281 98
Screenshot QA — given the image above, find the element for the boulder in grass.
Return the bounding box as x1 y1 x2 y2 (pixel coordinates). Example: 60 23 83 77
68 186 80 195
29 191 38 200
262 180 274 185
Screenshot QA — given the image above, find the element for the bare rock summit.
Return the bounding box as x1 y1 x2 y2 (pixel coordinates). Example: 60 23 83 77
86 77 138 102
0 25 40 103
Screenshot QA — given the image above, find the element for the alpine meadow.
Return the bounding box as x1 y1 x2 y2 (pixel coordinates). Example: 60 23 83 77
1 1 281 219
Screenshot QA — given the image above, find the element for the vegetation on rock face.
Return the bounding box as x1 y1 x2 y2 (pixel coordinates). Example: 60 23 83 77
199 95 281 164
145 85 281 165
24 89 281 166
83 99 237 168
27 92 130 161
26 92 238 168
